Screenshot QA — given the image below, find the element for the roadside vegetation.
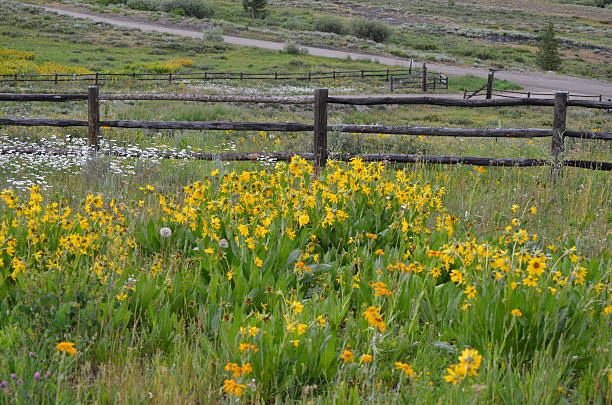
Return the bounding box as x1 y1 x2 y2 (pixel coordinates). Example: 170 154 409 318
22 0 612 80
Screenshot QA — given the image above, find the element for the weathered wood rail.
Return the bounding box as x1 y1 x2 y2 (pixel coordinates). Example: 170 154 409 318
463 70 607 101
0 67 445 89
1 87 611 181
389 63 448 92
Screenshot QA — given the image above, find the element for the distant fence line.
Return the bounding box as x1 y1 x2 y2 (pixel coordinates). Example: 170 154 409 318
0 66 447 91
463 70 608 101
0 87 611 180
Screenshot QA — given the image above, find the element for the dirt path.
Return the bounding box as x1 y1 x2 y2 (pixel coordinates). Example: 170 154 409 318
39 5 612 97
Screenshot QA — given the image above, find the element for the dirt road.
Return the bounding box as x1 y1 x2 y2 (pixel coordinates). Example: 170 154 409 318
39 5 612 97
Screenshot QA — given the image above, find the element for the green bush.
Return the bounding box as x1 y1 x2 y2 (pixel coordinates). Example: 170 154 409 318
203 28 224 42
414 42 438 51
160 0 215 18
314 16 346 35
349 18 392 43
282 41 305 55
126 0 160 11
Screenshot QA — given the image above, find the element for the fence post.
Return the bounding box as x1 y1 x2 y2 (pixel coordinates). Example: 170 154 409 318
168 73 172 84
421 63 427 92
54 74 58 85
386 69 389 82
88 86 100 151
409 59 413 75
313 88 328 170
389 76 394 93
95 73 99 86
463 89 467 99
486 71 494 99
550 91 568 183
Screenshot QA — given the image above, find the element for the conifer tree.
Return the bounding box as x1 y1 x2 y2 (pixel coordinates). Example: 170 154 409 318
243 0 268 19
535 22 562 71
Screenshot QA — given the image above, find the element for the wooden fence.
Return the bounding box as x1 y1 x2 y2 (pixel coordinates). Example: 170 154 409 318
466 88 608 102
389 63 448 92
1 87 611 182
464 71 607 101
0 66 446 89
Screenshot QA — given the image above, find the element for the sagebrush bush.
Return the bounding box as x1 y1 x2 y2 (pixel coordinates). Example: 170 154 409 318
282 41 305 55
314 16 346 35
349 18 392 43
160 0 215 18
204 28 224 42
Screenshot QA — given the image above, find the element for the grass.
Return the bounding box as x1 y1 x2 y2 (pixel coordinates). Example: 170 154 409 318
0 4 611 403
34 0 612 80
0 155 610 404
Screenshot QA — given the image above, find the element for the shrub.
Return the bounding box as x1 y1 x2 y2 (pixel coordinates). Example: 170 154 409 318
203 28 224 42
349 18 392 43
282 41 305 55
126 0 160 11
414 42 438 51
160 0 215 18
314 16 346 35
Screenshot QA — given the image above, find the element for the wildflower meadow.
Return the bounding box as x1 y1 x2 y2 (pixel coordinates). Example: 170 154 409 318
0 156 609 403
0 3 610 402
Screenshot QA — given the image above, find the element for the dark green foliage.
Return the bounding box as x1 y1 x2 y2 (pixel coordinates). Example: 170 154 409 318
243 0 268 19
535 22 562 71
349 18 392 43
160 0 215 18
314 16 346 35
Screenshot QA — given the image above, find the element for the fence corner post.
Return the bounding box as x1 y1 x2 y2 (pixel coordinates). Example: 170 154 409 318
88 85 100 151
486 71 494 99
313 88 328 170
550 90 568 183
421 63 427 92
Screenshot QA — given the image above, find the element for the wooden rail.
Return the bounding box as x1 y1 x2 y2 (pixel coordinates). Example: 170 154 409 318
464 87 606 102
0 68 439 86
1 87 611 182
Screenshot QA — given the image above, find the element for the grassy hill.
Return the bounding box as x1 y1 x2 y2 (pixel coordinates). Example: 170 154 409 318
22 0 612 80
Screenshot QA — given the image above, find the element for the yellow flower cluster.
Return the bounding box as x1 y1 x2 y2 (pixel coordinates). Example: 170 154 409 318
0 48 92 75
444 348 483 385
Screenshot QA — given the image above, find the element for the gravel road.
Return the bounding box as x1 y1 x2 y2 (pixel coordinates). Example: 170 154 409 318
39 5 612 97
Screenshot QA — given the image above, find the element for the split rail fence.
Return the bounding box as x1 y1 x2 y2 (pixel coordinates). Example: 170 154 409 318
0 87 611 181
390 63 448 92
464 71 607 101
0 66 446 91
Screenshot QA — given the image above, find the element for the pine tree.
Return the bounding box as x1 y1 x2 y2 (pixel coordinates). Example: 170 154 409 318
243 0 268 19
535 22 562 71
